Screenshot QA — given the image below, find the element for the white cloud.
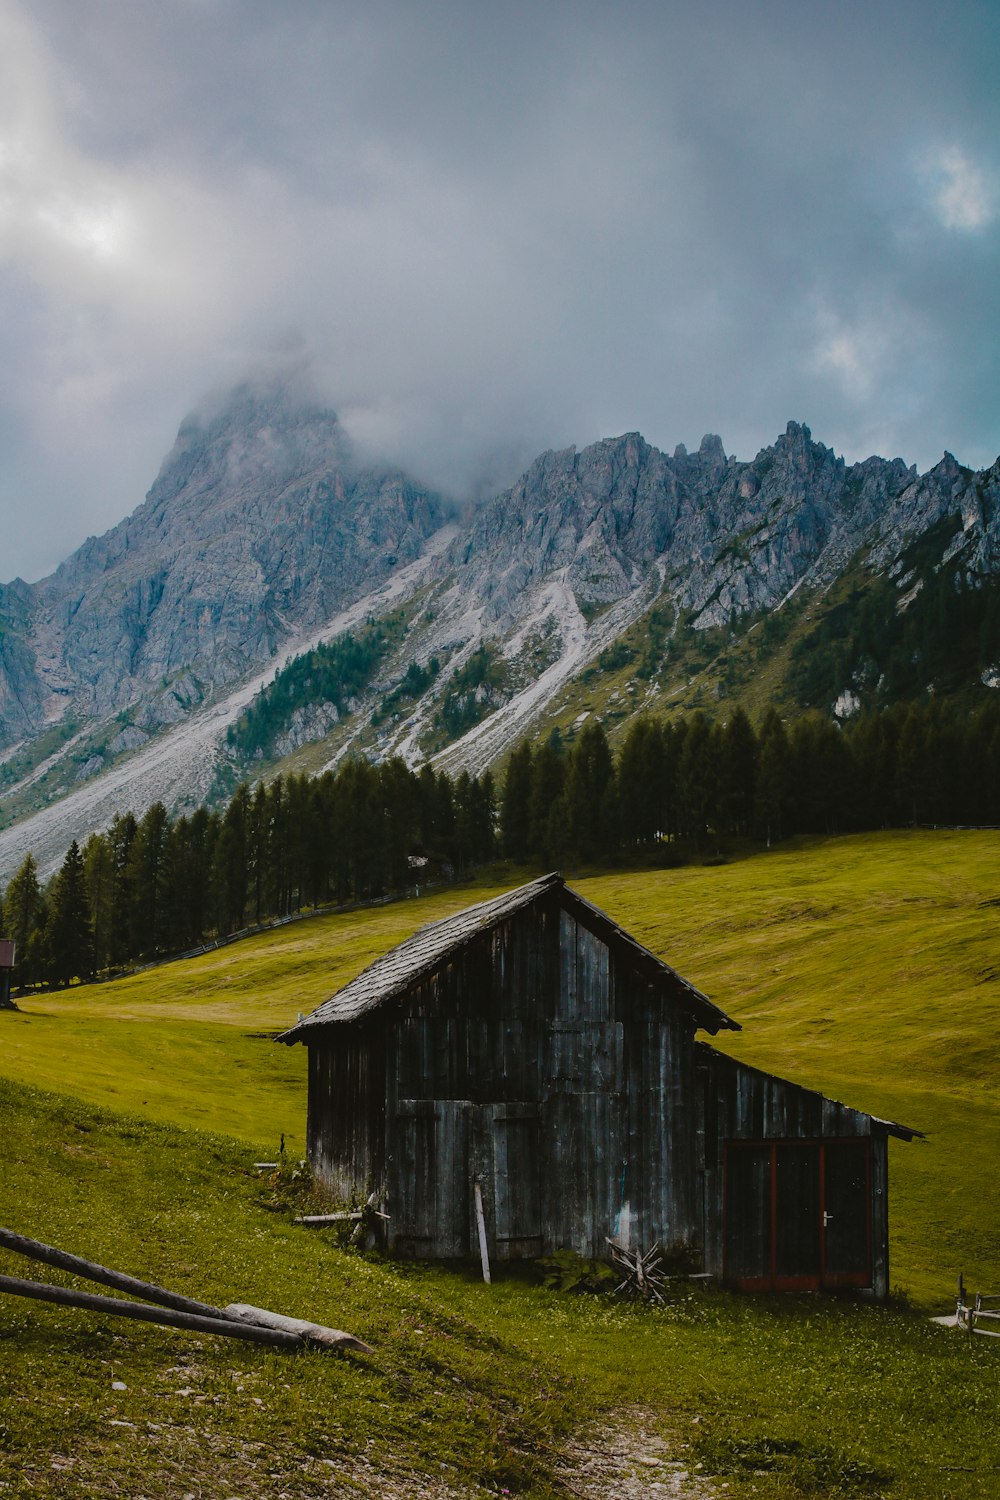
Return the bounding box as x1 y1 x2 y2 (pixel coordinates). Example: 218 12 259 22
0 7 124 274
808 307 888 403
925 144 996 232
0 1 998 581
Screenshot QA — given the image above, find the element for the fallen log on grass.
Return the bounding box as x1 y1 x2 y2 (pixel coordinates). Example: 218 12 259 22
0 1275 304 1349
225 1303 374 1353
0 1225 373 1355
293 1191 389 1247
0 1227 227 1319
294 1209 364 1224
293 1209 390 1225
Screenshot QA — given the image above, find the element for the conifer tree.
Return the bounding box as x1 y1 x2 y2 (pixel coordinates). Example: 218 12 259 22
266 776 289 915
381 757 419 866
528 736 565 864
212 784 250 932
563 720 616 863
453 770 476 875
439 771 458 868
303 776 334 904
475 771 497 864
248 782 270 925
335 758 383 899
678 711 716 847
420 768 455 870
894 705 927 826
755 709 790 846
501 741 533 860
618 717 659 846
283 774 314 911
47 840 93 986
661 718 687 842
718 707 758 836
106 811 138 967
24 906 49 988
82 832 114 972
789 713 852 834
4 853 43 988
127 801 171 956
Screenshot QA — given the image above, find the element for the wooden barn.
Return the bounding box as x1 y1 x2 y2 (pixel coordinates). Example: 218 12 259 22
278 874 919 1297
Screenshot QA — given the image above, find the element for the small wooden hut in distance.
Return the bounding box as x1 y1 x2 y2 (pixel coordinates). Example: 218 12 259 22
279 874 919 1296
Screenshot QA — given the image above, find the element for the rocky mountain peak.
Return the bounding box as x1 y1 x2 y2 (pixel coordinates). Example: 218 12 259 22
698 432 727 461
929 451 970 491
13 383 448 731
149 378 347 510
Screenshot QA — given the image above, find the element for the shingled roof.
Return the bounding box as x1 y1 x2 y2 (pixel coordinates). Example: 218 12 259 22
277 872 739 1043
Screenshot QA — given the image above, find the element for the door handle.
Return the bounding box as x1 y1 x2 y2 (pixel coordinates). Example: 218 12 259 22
823 1211 833 1227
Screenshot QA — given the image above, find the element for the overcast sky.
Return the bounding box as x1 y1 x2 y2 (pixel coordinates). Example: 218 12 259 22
1 0 998 584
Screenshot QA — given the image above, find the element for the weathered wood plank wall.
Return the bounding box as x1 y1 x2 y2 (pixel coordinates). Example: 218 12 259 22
371 897 709 1262
307 1024 385 1201
305 893 891 1296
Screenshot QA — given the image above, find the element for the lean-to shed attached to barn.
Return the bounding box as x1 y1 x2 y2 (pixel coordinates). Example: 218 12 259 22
279 874 919 1297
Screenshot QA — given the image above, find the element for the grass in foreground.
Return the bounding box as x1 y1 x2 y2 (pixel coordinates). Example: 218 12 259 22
1 1080 999 1500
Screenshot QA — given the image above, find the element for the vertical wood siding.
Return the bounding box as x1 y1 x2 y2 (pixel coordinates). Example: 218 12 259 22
304 894 894 1296
307 1024 385 1201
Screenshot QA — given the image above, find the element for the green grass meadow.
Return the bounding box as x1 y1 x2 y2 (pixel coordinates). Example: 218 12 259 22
1 830 998 1497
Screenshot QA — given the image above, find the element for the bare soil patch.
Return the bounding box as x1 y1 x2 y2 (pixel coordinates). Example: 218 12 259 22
553 1410 718 1499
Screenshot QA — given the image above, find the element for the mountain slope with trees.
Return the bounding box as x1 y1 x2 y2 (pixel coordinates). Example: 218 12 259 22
5 687 997 991
0 387 998 878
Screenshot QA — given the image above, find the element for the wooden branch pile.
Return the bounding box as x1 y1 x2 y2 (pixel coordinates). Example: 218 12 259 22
606 1239 667 1304
294 1190 389 1247
0 1226 373 1354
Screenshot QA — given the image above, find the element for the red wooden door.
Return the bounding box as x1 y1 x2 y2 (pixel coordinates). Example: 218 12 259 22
723 1139 871 1291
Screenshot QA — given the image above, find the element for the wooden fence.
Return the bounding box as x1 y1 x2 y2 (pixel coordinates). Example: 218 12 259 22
955 1275 1000 1338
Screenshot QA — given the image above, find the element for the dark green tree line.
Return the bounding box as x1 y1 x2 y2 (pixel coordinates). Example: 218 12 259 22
6 693 998 990
498 696 1000 864
3 755 497 988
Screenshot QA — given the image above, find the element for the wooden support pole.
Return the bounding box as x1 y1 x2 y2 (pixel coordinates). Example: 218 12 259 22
0 1227 228 1320
473 1181 491 1286
0 1275 304 1350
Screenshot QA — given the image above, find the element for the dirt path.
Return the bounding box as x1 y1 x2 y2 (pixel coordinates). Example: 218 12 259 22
552 1410 719 1499
7 1407 719 1499
284 1408 720 1499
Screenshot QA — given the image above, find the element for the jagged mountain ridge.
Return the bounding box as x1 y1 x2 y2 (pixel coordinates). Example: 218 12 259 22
365 422 998 777
444 424 999 632
0 384 998 878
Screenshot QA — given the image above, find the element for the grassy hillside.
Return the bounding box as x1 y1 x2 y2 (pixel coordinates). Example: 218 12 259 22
3 831 998 1304
1 829 999 1496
